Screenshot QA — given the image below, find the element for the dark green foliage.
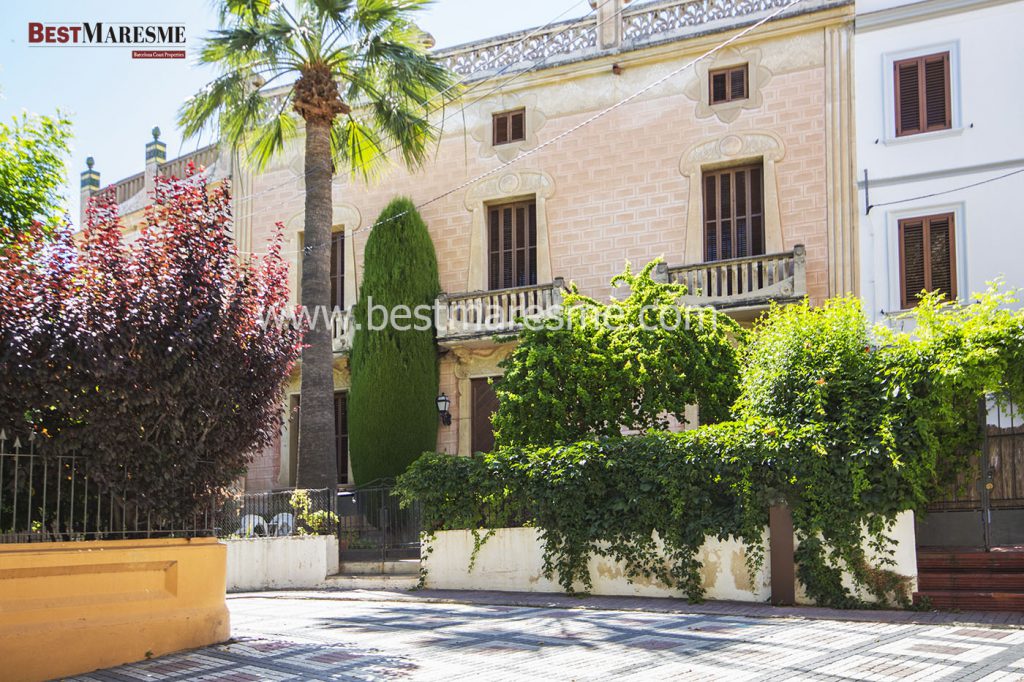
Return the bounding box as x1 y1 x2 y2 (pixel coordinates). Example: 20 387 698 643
349 197 440 484
492 261 743 448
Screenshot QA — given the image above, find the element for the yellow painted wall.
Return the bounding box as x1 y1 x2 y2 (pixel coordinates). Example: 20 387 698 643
0 537 229 682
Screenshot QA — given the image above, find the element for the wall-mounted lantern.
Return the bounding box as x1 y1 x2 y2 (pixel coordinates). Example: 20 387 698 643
436 393 452 426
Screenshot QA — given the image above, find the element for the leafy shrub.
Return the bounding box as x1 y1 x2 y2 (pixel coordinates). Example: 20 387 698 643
492 261 743 448
399 286 1024 608
0 172 300 525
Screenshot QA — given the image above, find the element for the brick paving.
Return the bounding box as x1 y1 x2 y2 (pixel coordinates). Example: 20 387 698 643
76 590 1024 681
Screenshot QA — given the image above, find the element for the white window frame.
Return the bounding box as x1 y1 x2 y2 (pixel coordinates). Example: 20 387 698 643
884 201 967 313
881 41 962 144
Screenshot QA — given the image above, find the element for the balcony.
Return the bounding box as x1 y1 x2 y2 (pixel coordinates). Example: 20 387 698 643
658 245 806 311
436 279 565 343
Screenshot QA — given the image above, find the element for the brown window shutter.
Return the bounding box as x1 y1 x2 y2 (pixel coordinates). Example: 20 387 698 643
896 60 921 136
730 66 747 100
928 214 955 298
330 231 344 310
899 213 956 308
493 113 509 145
900 219 926 308
510 110 525 142
710 65 748 104
487 207 501 290
924 53 951 130
895 52 951 136
487 200 538 290
711 72 728 104
702 165 764 262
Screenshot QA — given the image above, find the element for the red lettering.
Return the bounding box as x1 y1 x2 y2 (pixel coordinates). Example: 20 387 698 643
28 22 43 43
43 25 57 42
69 26 81 42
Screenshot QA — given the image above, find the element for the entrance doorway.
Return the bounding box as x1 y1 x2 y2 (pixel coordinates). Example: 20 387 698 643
916 396 1024 549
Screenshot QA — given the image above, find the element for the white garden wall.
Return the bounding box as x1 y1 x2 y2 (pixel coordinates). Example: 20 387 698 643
225 535 339 592
423 511 918 605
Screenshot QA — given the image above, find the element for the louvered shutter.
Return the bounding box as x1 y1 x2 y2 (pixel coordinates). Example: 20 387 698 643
900 219 926 308
330 231 344 310
924 54 950 130
703 165 765 262
493 113 509 145
895 52 950 136
487 200 538 290
731 67 747 100
899 213 956 308
896 60 921 136
711 72 728 104
510 110 525 142
928 214 954 297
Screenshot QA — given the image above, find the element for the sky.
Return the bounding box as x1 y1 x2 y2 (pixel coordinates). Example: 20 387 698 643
0 0 591 228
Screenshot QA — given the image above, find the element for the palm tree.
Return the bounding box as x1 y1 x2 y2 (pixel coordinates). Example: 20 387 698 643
179 0 456 489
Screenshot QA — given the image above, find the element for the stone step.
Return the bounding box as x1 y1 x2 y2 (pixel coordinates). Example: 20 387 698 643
339 560 421 576
324 574 420 591
917 549 1024 573
914 590 1024 612
918 571 1024 592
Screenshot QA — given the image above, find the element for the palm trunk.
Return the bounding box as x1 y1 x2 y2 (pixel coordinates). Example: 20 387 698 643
296 117 338 490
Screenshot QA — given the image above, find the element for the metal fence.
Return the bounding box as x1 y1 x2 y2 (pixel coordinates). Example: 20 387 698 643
337 481 422 562
215 488 336 538
0 431 215 543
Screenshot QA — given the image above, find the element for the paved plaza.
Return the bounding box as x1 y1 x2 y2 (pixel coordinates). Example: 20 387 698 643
77 591 1024 681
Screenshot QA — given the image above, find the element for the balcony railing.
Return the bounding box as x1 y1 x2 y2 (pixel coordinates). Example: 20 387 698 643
159 144 220 179
659 245 806 309
112 172 145 205
435 0 803 80
436 279 565 341
332 309 354 353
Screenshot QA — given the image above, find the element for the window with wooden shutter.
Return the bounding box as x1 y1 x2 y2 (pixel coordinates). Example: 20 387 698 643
899 213 956 309
487 199 537 290
334 392 349 485
289 393 350 485
471 377 501 454
492 109 526 146
709 65 748 104
330 231 345 310
702 164 764 261
894 52 951 137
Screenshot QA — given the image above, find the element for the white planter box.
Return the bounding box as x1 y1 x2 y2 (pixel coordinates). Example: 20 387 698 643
225 535 339 592
423 511 918 605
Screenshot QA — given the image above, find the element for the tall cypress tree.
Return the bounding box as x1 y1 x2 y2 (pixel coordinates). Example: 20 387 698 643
348 197 440 484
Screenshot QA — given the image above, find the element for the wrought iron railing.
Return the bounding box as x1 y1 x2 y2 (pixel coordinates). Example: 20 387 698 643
337 482 422 562
216 488 336 538
0 430 215 543
660 245 806 308
436 279 565 340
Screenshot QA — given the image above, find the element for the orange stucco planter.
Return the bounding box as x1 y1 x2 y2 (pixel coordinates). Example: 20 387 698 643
0 537 230 682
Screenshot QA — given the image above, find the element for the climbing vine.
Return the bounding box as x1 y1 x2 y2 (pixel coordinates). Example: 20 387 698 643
396 280 1024 608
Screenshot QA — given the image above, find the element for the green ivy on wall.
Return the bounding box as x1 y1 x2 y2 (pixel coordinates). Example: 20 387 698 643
396 274 1024 608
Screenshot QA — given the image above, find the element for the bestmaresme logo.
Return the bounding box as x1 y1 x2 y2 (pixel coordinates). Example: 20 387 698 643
28 22 186 59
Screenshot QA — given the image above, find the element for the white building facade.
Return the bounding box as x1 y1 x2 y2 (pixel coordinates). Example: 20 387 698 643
855 0 1024 323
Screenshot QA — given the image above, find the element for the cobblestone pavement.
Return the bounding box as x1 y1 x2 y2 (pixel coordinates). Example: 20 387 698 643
77 592 1024 681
